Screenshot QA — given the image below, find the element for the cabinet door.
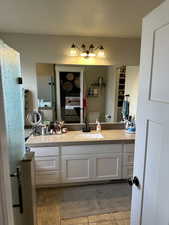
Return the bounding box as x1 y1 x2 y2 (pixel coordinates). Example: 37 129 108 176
62 155 93 183
123 144 135 179
93 153 122 180
122 152 134 179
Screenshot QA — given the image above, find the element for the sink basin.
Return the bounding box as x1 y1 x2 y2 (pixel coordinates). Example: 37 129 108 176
78 133 104 139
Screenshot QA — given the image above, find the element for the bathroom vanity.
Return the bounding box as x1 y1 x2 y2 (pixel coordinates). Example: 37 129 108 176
26 130 135 187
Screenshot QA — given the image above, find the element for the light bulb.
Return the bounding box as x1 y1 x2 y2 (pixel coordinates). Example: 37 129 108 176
70 44 78 56
97 46 105 57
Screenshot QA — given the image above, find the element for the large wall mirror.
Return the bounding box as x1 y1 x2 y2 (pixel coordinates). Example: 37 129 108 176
36 63 139 124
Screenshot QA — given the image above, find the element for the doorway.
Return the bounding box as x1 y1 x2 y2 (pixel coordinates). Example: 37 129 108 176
55 66 84 123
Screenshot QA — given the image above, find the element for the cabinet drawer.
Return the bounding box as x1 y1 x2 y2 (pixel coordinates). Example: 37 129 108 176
36 171 60 185
123 144 135 153
31 147 59 157
35 156 60 171
123 152 134 166
62 144 122 155
122 165 133 179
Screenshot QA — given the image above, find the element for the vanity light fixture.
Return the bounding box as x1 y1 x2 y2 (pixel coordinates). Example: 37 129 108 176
70 43 105 58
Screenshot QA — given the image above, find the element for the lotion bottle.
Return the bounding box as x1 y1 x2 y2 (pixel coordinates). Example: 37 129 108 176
96 120 101 132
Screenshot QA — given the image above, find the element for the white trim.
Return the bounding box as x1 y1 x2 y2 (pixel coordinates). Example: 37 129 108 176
0 41 14 225
55 66 84 123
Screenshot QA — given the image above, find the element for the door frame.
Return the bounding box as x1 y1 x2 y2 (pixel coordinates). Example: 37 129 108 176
55 65 84 123
0 52 15 225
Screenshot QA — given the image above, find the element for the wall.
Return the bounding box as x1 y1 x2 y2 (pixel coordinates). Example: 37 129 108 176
125 66 139 117
36 63 54 102
0 33 140 109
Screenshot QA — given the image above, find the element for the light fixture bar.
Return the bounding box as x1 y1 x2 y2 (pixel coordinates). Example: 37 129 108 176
69 43 105 58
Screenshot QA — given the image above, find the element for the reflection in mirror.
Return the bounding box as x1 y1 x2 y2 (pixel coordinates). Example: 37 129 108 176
84 66 107 122
60 72 81 123
27 110 42 126
55 66 83 123
36 63 139 124
36 64 56 122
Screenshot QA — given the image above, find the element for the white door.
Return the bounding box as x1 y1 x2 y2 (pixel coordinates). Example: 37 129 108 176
0 40 25 225
131 1 169 224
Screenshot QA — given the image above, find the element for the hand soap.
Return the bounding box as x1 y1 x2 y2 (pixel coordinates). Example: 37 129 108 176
96 120 101 132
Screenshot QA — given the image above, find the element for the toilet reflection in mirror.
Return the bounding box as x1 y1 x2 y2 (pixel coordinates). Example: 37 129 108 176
36 63 139 124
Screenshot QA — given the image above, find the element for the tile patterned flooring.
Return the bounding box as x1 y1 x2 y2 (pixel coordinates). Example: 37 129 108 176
37 188 130 225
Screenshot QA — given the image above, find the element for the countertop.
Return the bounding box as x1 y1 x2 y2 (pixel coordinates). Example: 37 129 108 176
26 129 135 147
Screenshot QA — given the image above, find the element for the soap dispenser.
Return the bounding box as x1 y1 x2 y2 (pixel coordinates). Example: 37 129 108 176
96 119 101 132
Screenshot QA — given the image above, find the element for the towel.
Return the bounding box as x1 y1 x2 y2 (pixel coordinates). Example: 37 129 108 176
122 100 129 120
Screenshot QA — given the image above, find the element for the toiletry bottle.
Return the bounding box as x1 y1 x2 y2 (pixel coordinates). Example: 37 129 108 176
96 120 101 132
41 124 45 135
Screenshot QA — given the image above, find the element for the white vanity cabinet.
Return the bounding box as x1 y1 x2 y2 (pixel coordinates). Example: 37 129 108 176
30 147 61 186
61 144 123 183
30 143 135 186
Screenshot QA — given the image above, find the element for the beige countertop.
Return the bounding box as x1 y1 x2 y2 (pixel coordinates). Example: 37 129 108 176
26 129 135 147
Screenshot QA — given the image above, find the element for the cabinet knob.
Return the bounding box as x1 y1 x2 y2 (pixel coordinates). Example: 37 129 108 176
128 176 140 187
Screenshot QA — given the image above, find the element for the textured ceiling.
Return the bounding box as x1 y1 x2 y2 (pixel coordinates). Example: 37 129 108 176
0 0 164 37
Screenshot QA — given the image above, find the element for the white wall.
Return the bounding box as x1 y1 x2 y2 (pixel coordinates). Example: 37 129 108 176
0 33 140 109
36 63 54 101
125 66 139 117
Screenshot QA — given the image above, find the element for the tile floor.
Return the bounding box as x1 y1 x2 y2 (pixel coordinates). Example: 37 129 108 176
37 188 130 225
